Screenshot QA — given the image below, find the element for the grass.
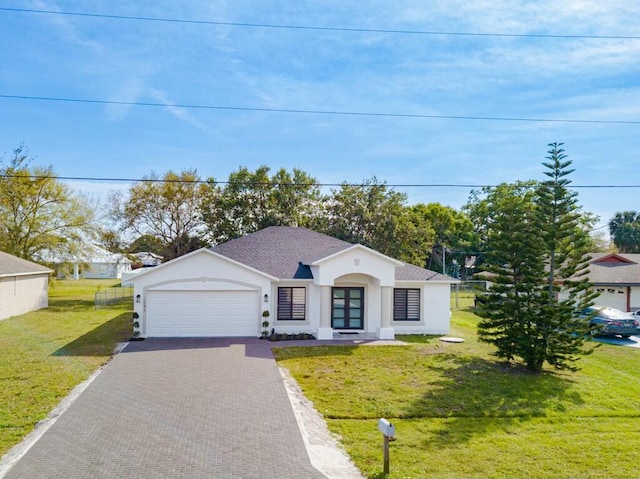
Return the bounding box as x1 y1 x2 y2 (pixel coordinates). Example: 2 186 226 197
0 279 131 456
275 296 640 478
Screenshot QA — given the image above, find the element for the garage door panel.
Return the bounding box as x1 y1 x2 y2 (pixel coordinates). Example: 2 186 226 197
594 287 627 311
146 290 260 337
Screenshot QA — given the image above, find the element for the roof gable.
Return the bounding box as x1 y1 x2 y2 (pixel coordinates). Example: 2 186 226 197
592 253 637 265
129 247 278 283
311 244 404 267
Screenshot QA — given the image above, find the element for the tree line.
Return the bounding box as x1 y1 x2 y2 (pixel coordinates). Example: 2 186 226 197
4 142 635 271
105 166 476 270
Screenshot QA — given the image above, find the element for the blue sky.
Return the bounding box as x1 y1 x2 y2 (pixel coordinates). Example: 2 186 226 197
1 1 639 232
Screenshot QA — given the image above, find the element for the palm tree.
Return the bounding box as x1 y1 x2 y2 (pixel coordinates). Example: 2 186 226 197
609 211 640 253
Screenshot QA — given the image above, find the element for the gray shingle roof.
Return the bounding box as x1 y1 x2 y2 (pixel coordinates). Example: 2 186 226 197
396 263 453 281
0 251 52 277
211 226 453 282
212 227 351 279
587 253 640 285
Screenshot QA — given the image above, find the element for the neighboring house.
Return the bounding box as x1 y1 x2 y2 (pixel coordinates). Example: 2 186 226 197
0 251 52 320
46 245 132 280
480 253 640 313
584 253 640 312
130 226 456 339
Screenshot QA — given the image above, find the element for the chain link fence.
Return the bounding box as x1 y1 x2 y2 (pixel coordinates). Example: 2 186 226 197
95 286 134 309
451 280 488 309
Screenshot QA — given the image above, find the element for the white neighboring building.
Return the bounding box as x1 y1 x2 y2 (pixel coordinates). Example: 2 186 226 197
43 245 132 280
0 251 52 320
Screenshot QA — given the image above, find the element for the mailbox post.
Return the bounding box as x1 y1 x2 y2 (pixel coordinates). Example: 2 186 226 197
378 418 396 475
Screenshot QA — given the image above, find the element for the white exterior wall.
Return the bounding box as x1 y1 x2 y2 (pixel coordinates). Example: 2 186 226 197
83 262 132 279
0 273 49 320
58 261 132 280
392 282 451 335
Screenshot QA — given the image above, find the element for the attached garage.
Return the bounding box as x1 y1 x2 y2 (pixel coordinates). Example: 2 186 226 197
130 248 275 338
145 290 260 337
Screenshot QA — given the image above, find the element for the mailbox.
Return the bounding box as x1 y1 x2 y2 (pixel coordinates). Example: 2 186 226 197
378 418 396 438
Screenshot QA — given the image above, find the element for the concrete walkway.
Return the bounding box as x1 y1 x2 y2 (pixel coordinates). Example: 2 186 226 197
3 338 334 479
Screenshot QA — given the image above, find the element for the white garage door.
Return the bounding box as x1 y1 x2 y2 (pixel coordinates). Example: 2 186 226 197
146 290 260 337
594 287 628 311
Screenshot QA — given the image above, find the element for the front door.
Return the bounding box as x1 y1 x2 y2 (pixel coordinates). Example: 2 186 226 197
331 287 364 330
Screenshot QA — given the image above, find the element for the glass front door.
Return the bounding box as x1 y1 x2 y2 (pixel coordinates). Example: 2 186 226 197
331 287 364 329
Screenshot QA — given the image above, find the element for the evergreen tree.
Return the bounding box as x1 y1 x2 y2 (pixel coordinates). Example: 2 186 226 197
476 183 548 369
535 143 596 371
477 144 595 372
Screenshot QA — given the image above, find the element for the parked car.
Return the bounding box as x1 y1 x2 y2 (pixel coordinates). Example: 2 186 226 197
631 310 640 318
578 306 640 338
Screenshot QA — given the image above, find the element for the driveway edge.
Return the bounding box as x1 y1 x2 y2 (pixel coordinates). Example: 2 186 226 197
279 367 364 479
0 342 129 479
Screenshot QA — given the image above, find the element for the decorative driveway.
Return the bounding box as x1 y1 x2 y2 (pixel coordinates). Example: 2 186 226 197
3 338 328 479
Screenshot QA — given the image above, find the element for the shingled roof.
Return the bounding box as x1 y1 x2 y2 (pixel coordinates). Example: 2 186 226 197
588 253 640 285
0 251 52 277
211 226 453 282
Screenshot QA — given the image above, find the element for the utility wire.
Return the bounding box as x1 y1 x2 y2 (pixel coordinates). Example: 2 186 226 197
2 174 640 189
2 7 639 40
1 94 638 125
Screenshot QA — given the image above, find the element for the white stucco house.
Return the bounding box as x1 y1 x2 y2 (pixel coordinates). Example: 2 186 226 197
0 251 52 320
130 226 456 340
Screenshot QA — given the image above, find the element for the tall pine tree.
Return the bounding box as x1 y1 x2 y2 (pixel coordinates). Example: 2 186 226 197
535 143 595 370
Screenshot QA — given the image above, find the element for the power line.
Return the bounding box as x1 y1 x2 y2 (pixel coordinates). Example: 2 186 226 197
1 94 639 125
2 7 639 40
2 173 640 189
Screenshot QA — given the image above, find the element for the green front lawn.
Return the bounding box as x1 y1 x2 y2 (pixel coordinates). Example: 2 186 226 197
0 280 131 456
275 306 640 478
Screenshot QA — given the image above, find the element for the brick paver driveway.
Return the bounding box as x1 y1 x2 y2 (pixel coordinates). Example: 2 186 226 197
4 338 326 479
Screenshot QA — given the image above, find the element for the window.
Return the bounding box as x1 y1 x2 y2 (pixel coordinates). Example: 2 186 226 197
277 287 306 320
394 288 420 321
